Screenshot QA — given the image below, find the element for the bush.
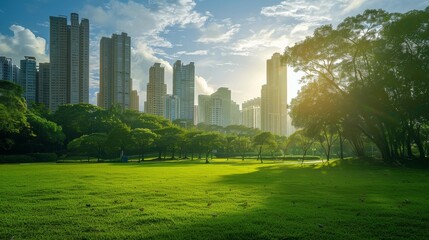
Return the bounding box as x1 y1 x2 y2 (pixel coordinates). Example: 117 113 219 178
30 153 58 162
0 153 57 163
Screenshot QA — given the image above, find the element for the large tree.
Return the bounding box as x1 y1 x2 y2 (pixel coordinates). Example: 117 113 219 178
0 81 28 151
286 8 429 163
131 128 158 162
252 132 276 163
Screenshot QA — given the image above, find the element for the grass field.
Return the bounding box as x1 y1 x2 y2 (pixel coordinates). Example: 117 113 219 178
1 158 428 239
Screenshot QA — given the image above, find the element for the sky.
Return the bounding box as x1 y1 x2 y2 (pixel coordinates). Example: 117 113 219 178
1 0 428 111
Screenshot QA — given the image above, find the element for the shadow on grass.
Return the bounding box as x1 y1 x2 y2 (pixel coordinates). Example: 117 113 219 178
143 159 429 240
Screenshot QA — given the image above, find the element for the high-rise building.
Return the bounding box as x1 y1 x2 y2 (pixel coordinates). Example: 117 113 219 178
49 13 89 111
164 94 180 121
198 87 237 127
173 60 195 121
261 53 287 136
0 56 13 81
197 95 211 124
98 32 132 110
130 90 139 111
13 65 20 84
145 63 166 116
37 63 50 107
231 101 241 125
19 56 37 103
79 18 89 103
242 97 261 129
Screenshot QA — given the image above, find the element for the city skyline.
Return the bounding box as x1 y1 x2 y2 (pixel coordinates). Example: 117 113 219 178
1 1 427 111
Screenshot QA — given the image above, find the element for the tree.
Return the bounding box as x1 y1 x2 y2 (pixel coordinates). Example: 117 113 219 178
130 128 158 162
52 103 111 142
193 132 224 163
288 130 315 165
68 133 107 161
20 112 65 153
225 134 237 160
286 8 429 163
106 123 131 160
0 81 28 151
231 136 252 161
252 132 276 163
155 126 184 159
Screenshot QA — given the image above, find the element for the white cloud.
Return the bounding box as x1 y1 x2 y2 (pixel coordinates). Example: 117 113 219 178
0 25 49 64
195 75 214 96
176 50 208 56
196 21 240 44
226 28 290 56
342 0 367 14
82 0 208 42
261 0 332 22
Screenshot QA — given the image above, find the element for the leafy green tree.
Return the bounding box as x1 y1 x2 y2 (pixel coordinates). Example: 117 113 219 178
21 112 65 153
288 130 316 165
253 132 276 163
224 134 237 160
122 110 171 131
193 132 224 163
0 81 28 151
53 103 109 141
106 123 131 160
68 133 107 161
155 126 184 159
186 130 203 160
131 128 158 162
231 136 252 161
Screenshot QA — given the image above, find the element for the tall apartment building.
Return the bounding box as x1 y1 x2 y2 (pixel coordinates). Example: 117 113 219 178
13 65 20 84
198 87 239 127
173 60 195 121
19 56 37 103
145 63 166 116
0 56 13 81
49 13 89 111
37 63 50 107
231 101 242 125
261 53 288 136
98 32 132 110
164 94 180 121
130 90 139 111
242 97 261 129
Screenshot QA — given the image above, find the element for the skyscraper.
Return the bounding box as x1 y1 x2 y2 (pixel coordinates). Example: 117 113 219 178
0 56 13 81
198 87 237 127
242 97 261 129
19 56 37 103
130 90 139 111
261 53 288 136
173 60 195 121
164 94 180 121
98 32 132 110
145 63 166 116
38 63 50 107
49 13 89 111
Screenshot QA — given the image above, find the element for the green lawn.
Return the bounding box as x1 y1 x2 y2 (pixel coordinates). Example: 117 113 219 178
1 159 428 239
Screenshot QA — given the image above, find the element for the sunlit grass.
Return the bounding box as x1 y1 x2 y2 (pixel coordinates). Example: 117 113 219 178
0 159 428 239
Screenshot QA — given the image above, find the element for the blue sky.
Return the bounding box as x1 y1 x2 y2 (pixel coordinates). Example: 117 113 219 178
1 0 428 110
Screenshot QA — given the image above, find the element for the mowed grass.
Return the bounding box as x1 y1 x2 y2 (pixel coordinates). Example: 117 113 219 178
1 159 428 240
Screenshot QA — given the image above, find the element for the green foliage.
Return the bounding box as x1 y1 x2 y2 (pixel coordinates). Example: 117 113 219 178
0 153 57 163
286 8 429 162
253 132 276 163
0 81 28 151
193 132 224 163
130 128 158 161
